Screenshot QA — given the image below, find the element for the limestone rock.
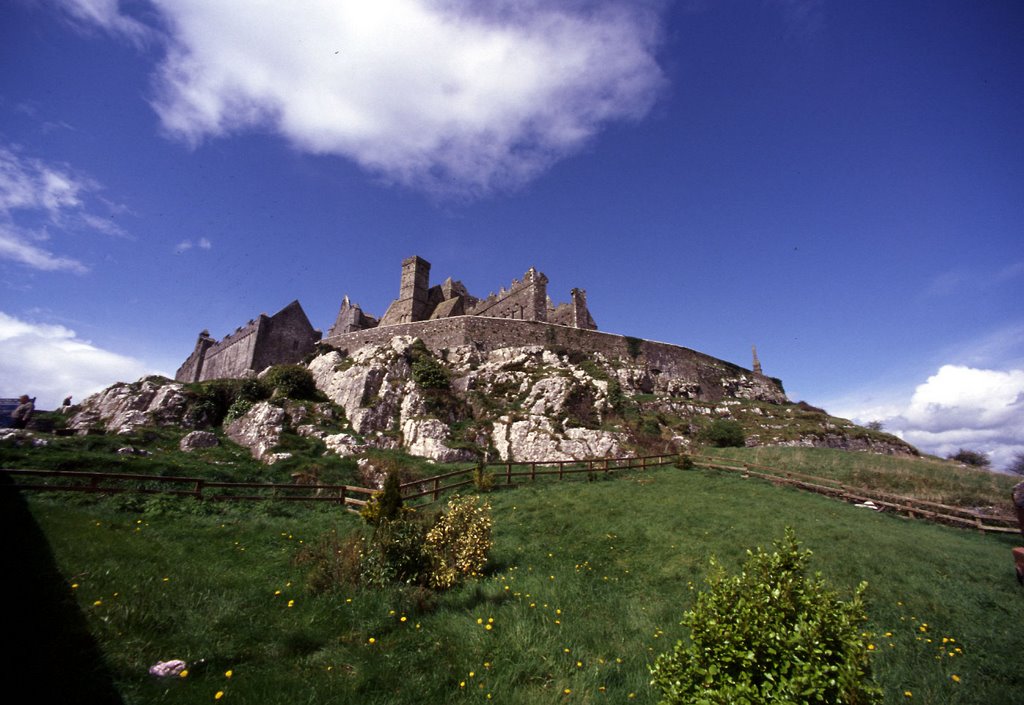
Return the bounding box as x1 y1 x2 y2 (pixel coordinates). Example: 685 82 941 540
491 415 626 462
402 416 473 463
224 401 286 462
324 433 367 457
180 430 219 452
69 377 189 434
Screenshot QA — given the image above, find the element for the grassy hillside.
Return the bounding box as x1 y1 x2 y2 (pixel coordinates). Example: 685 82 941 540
8 464 1022 705
701 446 1019 519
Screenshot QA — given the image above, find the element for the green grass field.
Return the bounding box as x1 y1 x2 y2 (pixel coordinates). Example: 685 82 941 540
8 463 1022 705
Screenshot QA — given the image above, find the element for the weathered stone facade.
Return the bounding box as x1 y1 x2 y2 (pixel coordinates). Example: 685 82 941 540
333 255 596 337
173 256 781 403
175 301 322 383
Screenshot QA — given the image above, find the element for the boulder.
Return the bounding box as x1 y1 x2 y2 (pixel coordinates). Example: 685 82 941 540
179 431 219 452
224 401 286 462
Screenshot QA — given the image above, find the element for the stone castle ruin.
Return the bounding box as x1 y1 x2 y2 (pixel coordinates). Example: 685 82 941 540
175 255 783 405
176 256 597 383
176 301 321 383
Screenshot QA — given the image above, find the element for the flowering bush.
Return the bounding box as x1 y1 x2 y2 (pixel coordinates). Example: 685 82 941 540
425 495 493 590
650 529 881 705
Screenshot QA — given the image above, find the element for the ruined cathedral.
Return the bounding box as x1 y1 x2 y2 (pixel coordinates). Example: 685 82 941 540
175 256 598 383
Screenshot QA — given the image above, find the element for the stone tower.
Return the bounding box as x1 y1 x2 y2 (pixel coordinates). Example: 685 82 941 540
380 255 432 325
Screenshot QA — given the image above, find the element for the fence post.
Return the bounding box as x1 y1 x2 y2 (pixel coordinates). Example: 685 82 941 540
506 463 511 485
340 486 346 508
531 462 536 482
642 456 647 470
559 461 564 480
194 479 204 500
433 477 440 501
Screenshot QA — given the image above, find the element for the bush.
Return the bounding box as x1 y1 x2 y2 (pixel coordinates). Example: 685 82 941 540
295 530 364 593
262 365 319 400
650 529 881 705
1008 451 1024 476
360 518 431 588
701 419 746 448
948 448 991 468
411 354 451 391
425 495 493 590
360 472 405 526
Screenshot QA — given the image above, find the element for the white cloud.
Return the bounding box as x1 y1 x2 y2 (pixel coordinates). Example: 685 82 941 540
59 0 667 198
0 146 129 272
0 311 152 409
0 225 88 273
175 237 212 253
831 364 1024 471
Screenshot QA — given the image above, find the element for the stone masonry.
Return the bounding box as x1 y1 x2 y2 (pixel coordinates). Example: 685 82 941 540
175 300 322 383
173 256 784 404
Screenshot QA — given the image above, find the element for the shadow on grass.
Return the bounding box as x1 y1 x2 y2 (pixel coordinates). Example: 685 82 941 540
1 475 124 704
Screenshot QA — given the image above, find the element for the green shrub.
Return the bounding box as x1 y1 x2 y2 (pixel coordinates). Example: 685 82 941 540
425 495 493 590
411 354 451 391
262 365 319 400
701 419 746 448
472 463 495 492
361 472 405 526
650 529 881 705
948 448 990 468
360 518 431 588
224 399 253 422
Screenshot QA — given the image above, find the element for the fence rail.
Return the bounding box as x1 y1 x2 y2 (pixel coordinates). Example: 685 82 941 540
0 468 375 509
690 455 1018 534
2 452 1017 534
399 453 679 503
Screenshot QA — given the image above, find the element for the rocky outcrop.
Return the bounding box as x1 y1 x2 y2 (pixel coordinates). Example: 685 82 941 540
771 434 918 457
69 378 190 435
224 401 286 462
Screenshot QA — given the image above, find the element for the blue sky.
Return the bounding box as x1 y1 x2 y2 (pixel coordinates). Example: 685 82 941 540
1 0 1021 468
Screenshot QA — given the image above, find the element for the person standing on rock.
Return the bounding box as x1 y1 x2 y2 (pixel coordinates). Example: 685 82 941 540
11 395 34 429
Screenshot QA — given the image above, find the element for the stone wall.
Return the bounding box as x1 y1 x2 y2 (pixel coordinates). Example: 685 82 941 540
175 300 321 383
466 268 549 322
200 320 263 380
324 317 786 403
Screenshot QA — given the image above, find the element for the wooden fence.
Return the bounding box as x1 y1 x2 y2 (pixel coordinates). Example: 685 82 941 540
399 453 679 504
2 452 1018 534
0 452 680 512
690 454 1019 534
0 468 376 511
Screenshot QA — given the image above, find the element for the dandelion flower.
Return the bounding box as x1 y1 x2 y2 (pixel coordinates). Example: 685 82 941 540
460 681 466 688
952 675 961 683
904 691 912 698
71 583 79 589
368 637 376 644
225 670 233 678
93 600 102 607
564 688 571 694
867 644 875 651
287 599 295 608
485 624 493 631
180 670 189 678
215 691 224 700
400 616 407 622
477 618 483 624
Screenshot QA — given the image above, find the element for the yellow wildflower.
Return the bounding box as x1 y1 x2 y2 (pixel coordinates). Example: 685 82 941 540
225 670 233 678
951 675 961 683
215 691 224 700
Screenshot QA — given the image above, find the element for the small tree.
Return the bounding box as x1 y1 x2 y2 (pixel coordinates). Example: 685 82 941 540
865 420 884 431
1008 451 1024 476
651 529 881 705
948 448 991 468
